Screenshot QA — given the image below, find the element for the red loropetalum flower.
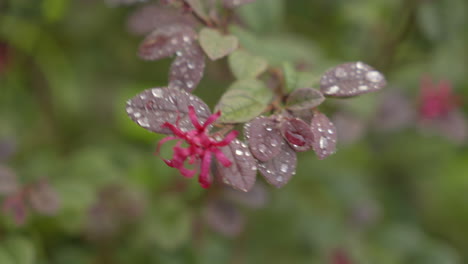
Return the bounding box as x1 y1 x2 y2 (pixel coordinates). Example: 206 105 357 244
157 106 238 188
419 75 459 120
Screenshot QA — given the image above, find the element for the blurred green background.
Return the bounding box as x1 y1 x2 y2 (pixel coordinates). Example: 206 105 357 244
1 0 468 263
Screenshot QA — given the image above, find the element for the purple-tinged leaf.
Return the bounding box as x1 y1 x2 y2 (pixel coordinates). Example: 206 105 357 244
310 112 337 159
280 118 314 152
168 42 206 92
320 62 386 97
216 139 257 192
223 0 256 8
2 193 27 225
127 4 197 36
203 198 245 237
27 179 60 216
126 87 211 134
138 25 197 61
224 182 268 209
244 116 283 162
0 165 19 196
0 138 16 162
373 90 414 132
332 112 366 146
258 143 297 188
286 88 325 111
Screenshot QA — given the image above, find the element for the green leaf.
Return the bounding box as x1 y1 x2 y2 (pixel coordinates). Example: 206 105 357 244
286 88 325 111
3 236 36 264
184 0 209 21
282 62 320 93
199 28 238 60
216 79 272 123
228 50 268 79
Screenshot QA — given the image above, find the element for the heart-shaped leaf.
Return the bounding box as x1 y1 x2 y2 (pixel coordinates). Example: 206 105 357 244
199 28 238 60
169 42 206 92
280 118 314 152
216 139 257 192
310 112 337 159
258 143 297 188
223 0 256 8
228 49 268 79
215 80 272 123
244 116 282 161
127 4 197 35
184 0 209 22
320 62 386 97
286 88 325 111
126 87 211 134
203 198 245 237
138 25 197 61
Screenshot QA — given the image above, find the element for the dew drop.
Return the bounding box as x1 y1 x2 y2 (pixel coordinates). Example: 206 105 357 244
356 62 366 70
258 144 267 154
366 71 383 83
140 94 147 100
138 117 150 127
126 107 134 114
265 126 273 132
276 176 284 182
152 88 163 98
271 139 278 147
235 150 243 156
280 164 288 173
327 85 340 94
328 129 334 134
319 137 328 149
134 112 141 118
335 68 347 78
358 85 368 91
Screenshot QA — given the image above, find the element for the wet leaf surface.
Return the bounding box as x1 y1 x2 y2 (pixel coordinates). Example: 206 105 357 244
258 142 297 188
126 87 211 134
169 43 206 92
244 116 282 161
320 62 386 97
286 88 325 111
310 112 337 159
280 118 314 152
199 28 238 60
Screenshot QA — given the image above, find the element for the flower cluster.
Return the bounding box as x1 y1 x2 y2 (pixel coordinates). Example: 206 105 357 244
157 106 238 188
419 76 459 120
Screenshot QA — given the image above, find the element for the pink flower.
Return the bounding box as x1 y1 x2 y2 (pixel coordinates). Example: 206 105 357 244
419 76 459 120
157 106 238 188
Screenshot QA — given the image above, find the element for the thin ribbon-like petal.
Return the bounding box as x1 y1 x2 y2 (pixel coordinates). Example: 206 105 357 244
212 148 232 167
213 130 238 147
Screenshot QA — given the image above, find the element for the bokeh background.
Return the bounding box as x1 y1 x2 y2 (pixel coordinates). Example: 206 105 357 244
1 0 468 263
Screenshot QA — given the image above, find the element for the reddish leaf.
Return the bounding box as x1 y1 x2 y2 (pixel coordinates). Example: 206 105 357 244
203 198 245 237
126 87 211 134
168 42 206 92
244 117 283 162
216 139 257 192
0 165 19 196
258 143 297 188
310 112 337 159
320 62 386 97
223 0 256 8
280 118 314 152
286 88 325 111
127 4 197 35
224 182 268 209
138 24 197 61
28 179 60 216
